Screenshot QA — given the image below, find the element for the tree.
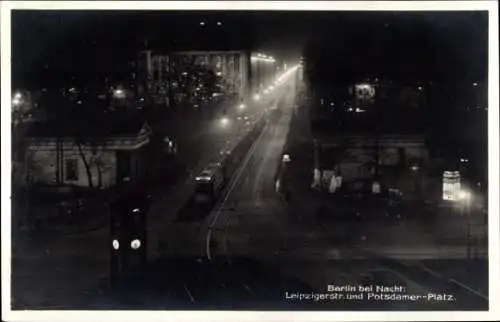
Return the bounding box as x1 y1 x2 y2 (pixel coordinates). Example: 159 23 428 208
69 96 109 189
74 139 95 189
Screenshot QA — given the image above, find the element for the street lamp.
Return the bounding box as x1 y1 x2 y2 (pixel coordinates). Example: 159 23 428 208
253 94 261 101
12 97 21 107
12 92 23 108
409 164 421 199
113 88 126 99
239 103 245 110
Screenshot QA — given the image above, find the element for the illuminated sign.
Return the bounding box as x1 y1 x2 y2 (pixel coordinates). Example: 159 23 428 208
443 171 461 201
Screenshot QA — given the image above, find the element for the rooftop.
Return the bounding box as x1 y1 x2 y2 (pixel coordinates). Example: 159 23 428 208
25 111 150 139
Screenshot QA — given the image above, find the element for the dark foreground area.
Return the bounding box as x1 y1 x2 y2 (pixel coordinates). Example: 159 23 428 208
13 257 488 311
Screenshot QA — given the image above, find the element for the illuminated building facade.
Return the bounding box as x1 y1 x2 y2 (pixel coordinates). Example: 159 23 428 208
136 50 255 108
136 50 281 109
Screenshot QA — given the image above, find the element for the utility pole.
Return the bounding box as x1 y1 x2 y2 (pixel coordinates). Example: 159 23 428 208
55 94 64 185
460 191 472 259
466 195 471 259
372 84 381 193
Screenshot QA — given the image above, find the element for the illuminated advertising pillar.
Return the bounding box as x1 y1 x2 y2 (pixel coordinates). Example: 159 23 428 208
442 171 461 201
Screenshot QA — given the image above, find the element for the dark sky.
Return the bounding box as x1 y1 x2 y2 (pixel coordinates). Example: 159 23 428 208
12 10 488 87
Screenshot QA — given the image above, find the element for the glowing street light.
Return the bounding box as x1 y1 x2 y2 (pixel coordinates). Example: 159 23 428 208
200 21 205 26
113 88 126 99
239 103 245 110
12 97 21 107
220 117 230 127
217 21 222 26
253 94 261 101
459 190 471 201
12 92 23 107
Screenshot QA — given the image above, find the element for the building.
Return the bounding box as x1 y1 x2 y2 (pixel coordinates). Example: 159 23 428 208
19 115 151 190
310 78 432 199
314 134 429 196
135 50 279 108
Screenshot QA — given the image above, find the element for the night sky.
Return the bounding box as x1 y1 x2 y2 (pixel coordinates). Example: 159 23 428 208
12 10 488 88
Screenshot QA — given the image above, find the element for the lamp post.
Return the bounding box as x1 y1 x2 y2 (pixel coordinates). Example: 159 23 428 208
217 109 231 159
459 190 472 259
411 164 419 199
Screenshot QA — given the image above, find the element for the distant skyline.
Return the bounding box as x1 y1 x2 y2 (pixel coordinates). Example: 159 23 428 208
12 10 488 87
